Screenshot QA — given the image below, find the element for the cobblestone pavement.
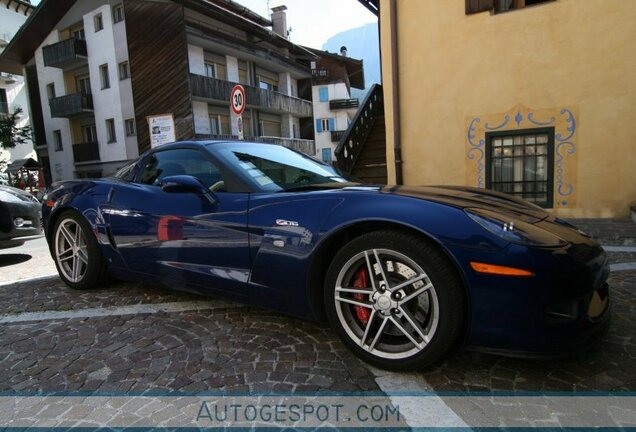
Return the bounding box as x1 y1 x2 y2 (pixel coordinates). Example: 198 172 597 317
571 218 636 245
0 277 378 394
0 219 634 428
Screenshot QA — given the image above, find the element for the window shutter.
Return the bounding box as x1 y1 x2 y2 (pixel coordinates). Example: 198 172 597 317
465 0 494 14
328 118 335 131
316 119 323 133
319 87 329 102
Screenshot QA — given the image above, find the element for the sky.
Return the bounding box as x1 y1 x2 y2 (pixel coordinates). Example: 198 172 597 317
30 0 376 50
232 0 377 48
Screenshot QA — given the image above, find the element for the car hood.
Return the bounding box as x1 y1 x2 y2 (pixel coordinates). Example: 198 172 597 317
0 184 39 204
379 185 550 223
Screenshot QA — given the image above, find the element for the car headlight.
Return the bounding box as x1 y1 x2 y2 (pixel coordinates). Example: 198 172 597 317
466 208 567 247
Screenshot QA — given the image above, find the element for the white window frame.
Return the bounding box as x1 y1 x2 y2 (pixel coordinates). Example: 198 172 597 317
94 13 103 32
204 63 216 78
113 4 125 23
125 119 136 136
100 64 110 89
106 118 116 143
118 61 130 80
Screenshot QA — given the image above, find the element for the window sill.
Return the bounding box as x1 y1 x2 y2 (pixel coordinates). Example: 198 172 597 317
107 140 116 144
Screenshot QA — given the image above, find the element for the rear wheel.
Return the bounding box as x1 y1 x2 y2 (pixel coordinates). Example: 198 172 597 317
324 230 466 371
52 211 109 289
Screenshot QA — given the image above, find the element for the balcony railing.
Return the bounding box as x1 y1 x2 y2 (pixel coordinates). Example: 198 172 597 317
330 99 359 110
190 74 313 118
43 38 88 69
331 130 346 143
194 134 315 156
49 93 93 118
72 141 100 164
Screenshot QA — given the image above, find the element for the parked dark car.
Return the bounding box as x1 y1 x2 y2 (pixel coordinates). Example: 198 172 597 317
0 184 42 249
42 141 610 370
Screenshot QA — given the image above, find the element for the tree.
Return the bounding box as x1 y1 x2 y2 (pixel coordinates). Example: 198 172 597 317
0 107 32 150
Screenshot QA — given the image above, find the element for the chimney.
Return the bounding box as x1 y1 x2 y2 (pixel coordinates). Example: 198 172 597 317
340 46 348 57
271 5 288 39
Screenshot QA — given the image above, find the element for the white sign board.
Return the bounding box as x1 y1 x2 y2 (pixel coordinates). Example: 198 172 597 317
147 114 176 148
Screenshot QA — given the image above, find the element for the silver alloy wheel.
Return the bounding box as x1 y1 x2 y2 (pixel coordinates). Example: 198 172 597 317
54 218 89 283
334 248 439 360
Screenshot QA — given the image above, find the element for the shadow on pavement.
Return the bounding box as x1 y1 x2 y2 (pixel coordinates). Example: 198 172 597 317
0 254 32 267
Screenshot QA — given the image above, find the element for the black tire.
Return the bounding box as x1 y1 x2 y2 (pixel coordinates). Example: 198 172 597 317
324 230 466 371
51 210 110 290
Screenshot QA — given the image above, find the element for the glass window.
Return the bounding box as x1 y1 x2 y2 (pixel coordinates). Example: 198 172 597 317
106 118 116 143
53 130 63 151
119 61 130 80
113 4 125 23
46 83 55 100
214 142 349 192
125 119 136 136
76 76 91 94
138 149 225 190
113 160 137 181
204 63 216 78
94 13 103 32
83 125 97 143
100 64 110 89
486 129 554 208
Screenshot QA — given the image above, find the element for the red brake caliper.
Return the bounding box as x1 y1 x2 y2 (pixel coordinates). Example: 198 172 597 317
352 267 371 327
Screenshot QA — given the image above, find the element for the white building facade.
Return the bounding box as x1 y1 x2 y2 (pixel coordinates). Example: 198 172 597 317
0 0 35 178
34 0 137 181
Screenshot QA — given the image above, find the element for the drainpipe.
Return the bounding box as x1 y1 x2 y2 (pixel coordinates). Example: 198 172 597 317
389 0 402 185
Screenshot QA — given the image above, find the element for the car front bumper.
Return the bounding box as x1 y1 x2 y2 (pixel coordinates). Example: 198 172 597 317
450 222 611 356
0 200 43 249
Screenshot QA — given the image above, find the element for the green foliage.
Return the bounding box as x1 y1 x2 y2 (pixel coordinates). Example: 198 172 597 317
0 107 32 150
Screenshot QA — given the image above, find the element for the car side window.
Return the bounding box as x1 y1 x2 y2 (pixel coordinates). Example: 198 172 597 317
138 149 226 191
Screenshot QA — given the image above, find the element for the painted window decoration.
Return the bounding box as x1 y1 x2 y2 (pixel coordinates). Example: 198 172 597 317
125 119 136 136
53 130 63 151
99 64 110 89
319 87 329 102
94 13 103 32
113 4 125 23
322 148 333 163
119 61 130 80
486 129 554 208
106 118 116 143
316 118 336 133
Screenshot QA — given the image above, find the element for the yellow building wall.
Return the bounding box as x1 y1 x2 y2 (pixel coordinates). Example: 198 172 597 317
380 0 636 217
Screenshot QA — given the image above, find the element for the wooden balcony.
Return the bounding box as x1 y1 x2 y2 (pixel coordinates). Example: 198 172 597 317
42 38 88 69
49 93 93 118
330 99 359 110
190 74 313 118
72 141 100 164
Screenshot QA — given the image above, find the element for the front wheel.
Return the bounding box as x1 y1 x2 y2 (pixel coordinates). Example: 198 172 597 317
52 211 109 289
324 231 466 371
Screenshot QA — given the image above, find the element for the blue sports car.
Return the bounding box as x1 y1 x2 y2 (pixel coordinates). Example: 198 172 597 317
42 141 610 370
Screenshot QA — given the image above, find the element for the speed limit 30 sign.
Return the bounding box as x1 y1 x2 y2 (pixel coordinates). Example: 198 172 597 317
230 85 246 116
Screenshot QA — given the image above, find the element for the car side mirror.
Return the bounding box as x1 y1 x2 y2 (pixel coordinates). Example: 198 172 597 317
160 175 207 194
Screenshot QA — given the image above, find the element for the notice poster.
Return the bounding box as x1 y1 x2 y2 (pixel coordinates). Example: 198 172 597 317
147 114 176 147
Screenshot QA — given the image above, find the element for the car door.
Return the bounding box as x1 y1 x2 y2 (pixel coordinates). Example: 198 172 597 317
106 147 250 299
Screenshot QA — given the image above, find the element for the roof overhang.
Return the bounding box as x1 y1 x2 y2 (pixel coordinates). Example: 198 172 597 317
0 0 78 75
305 47 365 89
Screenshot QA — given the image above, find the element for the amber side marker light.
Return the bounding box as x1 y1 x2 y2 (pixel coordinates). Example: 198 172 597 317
470 262 535 277
45 200 55 207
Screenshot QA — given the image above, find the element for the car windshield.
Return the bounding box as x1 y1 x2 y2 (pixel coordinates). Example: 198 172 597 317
212 142 355 192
